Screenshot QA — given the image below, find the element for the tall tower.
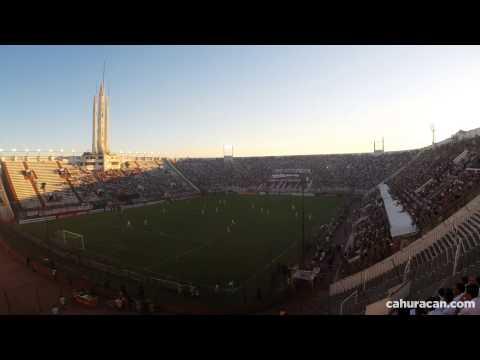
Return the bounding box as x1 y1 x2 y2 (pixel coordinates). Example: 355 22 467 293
92 64 110 154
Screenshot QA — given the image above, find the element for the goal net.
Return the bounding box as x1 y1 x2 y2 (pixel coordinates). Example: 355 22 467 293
53 230 86 251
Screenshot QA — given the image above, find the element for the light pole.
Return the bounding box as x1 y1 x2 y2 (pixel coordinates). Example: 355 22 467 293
300 174 307 269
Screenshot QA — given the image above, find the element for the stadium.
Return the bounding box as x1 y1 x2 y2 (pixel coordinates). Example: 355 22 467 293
2 50 480 315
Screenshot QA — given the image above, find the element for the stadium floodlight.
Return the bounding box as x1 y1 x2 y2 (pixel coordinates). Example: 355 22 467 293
37 149 41 152
49 149 53 153
11 148 17 152
0 149 3 152
25 148 29 152
60 148 64 153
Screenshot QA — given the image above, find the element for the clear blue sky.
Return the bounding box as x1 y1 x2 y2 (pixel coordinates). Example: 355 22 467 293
1 45 480 158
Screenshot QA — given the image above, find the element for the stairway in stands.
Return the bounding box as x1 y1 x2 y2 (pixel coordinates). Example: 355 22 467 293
29 161 79 207
2 161 43 210
163 159 201 193
22 162 46 208
56 161 83 203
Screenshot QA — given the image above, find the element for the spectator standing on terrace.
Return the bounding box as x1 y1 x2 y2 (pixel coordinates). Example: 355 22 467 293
59 296 67 309
114 297 123 310
453 283 465 302
458 284 480 315
467 275 478 286
429 288 454 315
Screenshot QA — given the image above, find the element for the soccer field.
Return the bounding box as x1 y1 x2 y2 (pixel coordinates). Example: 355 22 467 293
20 194 345 287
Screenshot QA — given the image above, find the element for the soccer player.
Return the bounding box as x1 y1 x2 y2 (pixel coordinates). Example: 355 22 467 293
144 218 148 227
127 220 132 229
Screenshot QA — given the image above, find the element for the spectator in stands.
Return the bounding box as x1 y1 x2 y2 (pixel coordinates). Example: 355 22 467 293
437 288 446 301
59 296 67 309
453 282 466 301
147 300 155 313
468 275 479 286
114 297 123 310
458 283 480 315
437 288 457 316
429 288 454 315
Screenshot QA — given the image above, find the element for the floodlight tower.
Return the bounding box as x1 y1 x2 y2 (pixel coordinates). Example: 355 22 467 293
430 124 436 148
300 173 308 269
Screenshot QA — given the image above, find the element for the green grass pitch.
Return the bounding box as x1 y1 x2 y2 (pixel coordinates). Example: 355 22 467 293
20 194 345 287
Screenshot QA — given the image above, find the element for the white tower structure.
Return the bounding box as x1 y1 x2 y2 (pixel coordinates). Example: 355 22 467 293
82 63 120 171
92 64 110 155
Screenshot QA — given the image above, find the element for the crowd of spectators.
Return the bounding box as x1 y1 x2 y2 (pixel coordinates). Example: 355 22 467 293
395 275 480 315
342 190 393 273
338 137 480 277
175 151 417 193
388 137 480 231
62 160 197 205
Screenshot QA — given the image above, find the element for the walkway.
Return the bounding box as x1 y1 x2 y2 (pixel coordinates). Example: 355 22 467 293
378 183 417 238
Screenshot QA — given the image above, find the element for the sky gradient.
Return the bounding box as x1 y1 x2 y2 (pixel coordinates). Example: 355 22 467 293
1 45 480 158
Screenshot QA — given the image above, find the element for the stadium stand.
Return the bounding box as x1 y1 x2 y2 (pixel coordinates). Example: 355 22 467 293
388 137 480 232
28 161 79 207
1 159 200 219
2 160 43 210
330 191 480 314
175 151 418 194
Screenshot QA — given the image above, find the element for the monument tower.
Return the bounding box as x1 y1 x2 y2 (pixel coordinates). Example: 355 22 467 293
92 63 110 155
83 63 119 171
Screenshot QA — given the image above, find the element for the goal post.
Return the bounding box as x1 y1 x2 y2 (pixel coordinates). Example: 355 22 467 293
60 230 86 251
